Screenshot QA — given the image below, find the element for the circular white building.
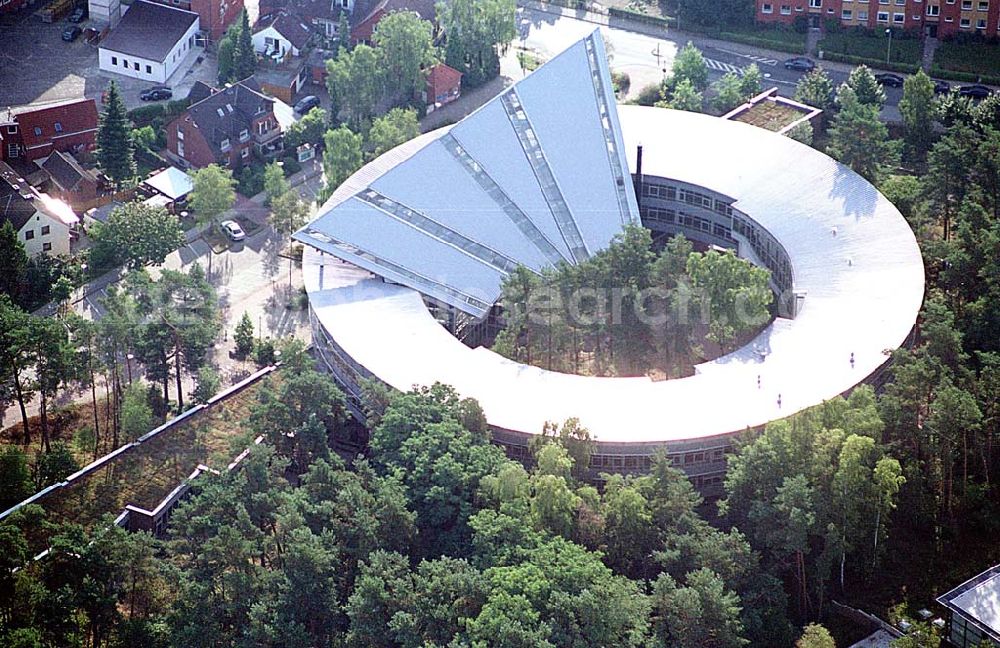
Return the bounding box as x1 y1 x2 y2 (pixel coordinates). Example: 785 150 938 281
295 32 924 488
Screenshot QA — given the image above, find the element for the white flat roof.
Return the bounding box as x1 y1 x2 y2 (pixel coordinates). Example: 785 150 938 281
143 166 193 201
952 575 1000 636
303 106 923 445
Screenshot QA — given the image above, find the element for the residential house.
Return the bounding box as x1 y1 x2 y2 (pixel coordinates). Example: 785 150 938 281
252 11 312 101
253 10 312 58
755 0 1000 37
423 63 462 113
260 0 353 39
165 79 283 170
0 98 99 163
98 1 200 84
1 0 32 15
0 161 79 256
40 151 102 212
349 0 436 44
146 0 242 41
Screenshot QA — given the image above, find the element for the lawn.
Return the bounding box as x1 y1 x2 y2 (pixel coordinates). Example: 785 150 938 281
819 30 922 64
732 101 806 132
934 40 1000 79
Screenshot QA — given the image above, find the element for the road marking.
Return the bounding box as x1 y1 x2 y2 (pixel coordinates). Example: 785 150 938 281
704 58 744 75
715 48 779 66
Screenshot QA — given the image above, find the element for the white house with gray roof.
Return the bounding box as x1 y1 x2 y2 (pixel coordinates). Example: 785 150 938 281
98 1 200 84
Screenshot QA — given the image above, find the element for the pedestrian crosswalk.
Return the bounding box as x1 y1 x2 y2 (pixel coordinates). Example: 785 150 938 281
704 58 745 75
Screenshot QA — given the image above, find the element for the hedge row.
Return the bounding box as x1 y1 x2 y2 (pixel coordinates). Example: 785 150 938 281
608 7 674 28
929 66 1000 86
818 51 920 74
718 32 804 54
128 98 191 127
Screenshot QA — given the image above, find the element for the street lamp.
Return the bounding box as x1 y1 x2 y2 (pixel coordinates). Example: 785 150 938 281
885 28 893 65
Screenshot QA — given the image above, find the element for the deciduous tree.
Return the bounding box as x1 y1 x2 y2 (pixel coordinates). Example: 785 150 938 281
374 12 436 99
368 107 420 156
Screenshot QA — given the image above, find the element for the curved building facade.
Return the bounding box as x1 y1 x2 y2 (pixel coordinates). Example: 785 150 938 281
296 32 924 489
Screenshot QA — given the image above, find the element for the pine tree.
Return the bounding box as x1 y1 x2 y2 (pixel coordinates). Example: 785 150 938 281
234 312 255 358
96 80 136 185
827 85 899 184
233 9 256 80
0 221 28 304
337 11 351 53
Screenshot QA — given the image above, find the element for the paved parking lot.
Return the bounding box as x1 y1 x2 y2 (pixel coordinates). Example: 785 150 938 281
0 2 218 111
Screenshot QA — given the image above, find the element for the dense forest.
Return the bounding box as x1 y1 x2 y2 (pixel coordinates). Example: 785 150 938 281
494 226 773 378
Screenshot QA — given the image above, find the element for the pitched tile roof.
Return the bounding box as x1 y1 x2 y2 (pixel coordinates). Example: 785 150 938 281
426 63 462 94
15 98 99 154
187 80 217 105
0 161 39 231
263 11 313 49
357 0 436 26
100 0 199 62
41 151 98 192
180 79 275 157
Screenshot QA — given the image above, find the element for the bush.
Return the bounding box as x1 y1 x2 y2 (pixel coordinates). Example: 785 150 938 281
612 71 631 97
128 103 166 125
819 51 920 74
237 164 265 197
933 39 1000 80
719 32 805 54
254 338 277 366
608 7 674 27
929 66 1000 85
633 82 664 106
280 155 302 176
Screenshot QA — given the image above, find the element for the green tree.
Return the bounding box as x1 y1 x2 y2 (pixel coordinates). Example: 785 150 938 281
924 124 976 240
189 164 237 228
234 311 255 358
686 249 772 350
191 365 221 404
322 125 364 195
283 106 329 148
326 44 384 130
96 80 136 185
33 441 79 489
652 568 748 648
0 221 28 304
0 445 33 510
374 11 436 99
232 9 256 80
263 161 289 206
368 107 420 156
794 67 835 117
0 297 36 444
712 72 745 114
120 382 154 440
845 65 886 109
827 85 898 184
439 0 515 88
668 77 704 112
796 623 835 648
739 63 763 100
672 42 709 91
899 69 937 161
29 316 79 452
90 202 184 270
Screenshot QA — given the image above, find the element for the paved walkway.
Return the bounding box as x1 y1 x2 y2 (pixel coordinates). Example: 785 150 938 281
922 37 938 73
7 161 323 428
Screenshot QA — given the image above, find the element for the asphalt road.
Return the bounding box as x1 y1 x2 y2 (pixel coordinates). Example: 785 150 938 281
515 5 904 119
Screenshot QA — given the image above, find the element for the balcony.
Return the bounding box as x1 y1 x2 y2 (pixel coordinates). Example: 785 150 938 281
254 126 281 146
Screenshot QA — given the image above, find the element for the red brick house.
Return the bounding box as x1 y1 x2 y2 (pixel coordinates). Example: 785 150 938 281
147 0 243 41
423 63 462 113
755 0 1000 37
40 151 102 212
350 0 436 44
0 98 99 164
0 0 31 15
165 79 283 170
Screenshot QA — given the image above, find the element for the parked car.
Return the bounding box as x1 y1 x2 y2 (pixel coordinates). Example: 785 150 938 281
61 25 81 41
220 220 246 242
933 79 951 94
784 57 816 72
959 84 992 99
68 5 87 22
294 95 321 114
139 87 173 101
874 72 904 88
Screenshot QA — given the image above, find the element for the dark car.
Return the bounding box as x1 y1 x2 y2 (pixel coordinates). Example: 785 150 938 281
784 57 816 72
959 84 992 99
294 95 321 114
874 72 904 88
139 87 173 101
68 6 87 22
933 79 951 94
61 25 82 41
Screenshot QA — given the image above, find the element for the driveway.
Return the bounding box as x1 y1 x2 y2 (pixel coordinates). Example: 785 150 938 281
0 3 219 112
